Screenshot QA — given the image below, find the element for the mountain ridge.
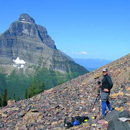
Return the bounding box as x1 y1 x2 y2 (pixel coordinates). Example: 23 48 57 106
74 58 112 71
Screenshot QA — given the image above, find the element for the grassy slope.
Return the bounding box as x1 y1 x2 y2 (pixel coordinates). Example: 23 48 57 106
0 65 87 100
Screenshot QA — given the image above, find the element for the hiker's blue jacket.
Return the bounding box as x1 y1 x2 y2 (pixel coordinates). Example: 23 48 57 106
102 74 113 93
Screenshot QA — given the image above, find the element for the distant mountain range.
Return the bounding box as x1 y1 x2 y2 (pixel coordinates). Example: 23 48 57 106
0 13 88 100
74 58 112 71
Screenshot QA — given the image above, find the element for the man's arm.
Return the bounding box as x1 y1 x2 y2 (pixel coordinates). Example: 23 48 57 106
104 88 109 92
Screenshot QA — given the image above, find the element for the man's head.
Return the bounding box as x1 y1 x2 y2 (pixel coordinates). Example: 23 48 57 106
102 68 108 76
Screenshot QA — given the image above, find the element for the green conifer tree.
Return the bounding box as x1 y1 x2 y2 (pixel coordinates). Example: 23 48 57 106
39 83 45 93
0 95 2 107
3 89 8 106
29 76 45 98
25 88 28 99
13 93 16 100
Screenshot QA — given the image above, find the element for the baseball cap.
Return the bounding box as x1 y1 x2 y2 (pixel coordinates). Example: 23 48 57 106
102 68 108 72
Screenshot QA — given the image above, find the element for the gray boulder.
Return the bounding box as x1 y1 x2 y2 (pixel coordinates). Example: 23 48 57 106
107 119 130 130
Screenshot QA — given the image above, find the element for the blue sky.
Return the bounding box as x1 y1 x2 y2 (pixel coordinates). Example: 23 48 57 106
0 0 130 60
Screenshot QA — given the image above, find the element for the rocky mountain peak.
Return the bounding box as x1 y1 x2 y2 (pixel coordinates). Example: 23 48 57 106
0 13 57 54
18 13 35 23
0 13 87 95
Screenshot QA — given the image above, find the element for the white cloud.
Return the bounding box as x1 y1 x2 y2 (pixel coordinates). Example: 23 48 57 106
71 51 88 55
78 51 88 55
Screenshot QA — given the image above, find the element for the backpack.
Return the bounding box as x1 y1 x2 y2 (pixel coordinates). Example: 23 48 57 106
64 117 73 129
64 116 89 128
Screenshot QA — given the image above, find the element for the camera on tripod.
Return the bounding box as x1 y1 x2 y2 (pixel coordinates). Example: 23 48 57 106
97 81 101 85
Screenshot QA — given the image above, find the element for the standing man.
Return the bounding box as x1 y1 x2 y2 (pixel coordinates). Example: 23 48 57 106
98 68 113 119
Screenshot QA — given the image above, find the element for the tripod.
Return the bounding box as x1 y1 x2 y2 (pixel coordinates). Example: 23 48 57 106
90 89 101 114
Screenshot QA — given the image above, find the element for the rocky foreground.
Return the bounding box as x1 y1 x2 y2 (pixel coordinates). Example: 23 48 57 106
0 54 130 130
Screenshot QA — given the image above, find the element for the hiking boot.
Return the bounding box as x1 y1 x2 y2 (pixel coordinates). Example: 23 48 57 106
98 115 105 120
106 110 111 115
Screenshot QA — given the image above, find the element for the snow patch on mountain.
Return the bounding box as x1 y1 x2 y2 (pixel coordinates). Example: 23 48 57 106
13 57 26 68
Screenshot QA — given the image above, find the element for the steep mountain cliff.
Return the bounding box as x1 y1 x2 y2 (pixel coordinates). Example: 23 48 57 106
0 14 88 99
0 54 129 130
